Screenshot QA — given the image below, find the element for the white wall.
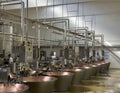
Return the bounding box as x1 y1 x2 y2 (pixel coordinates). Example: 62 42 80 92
105 51 120 68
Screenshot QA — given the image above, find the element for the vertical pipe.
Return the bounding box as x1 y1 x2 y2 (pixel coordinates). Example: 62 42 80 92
85 30 87 49
101 34 104 59
1 0 5 57
26 0 28 41
64 22 67 45
49 22 53 57
21 1 25 41
37 25 40 70
92 31 95 59
10 25 13 54
72 37 74 50
101 34 104 50
82 3 85 27
72 33 76 63
38 26 40 48
92 31 95 50
2 23 5 54
1 0 25 42
36 0 40 70
1 1 5 54
85 29 88 60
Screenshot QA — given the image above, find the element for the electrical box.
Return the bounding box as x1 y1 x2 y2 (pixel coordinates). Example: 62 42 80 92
13 41 33 63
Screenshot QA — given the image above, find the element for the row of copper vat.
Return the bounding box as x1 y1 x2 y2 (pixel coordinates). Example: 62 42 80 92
0 61 110 93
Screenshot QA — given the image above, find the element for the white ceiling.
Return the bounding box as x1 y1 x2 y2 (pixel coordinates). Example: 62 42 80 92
22 0 120 7
3 0 120 9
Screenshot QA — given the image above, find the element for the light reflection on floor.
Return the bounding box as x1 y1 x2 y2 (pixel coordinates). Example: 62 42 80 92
53 69 120 93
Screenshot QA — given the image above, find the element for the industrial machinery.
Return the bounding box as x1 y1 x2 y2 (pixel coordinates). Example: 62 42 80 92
13 41 33 64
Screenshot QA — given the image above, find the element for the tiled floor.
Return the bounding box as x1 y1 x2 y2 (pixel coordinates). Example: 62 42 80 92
53 69 120 93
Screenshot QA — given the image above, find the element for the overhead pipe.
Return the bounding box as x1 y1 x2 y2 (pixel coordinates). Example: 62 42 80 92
0 33 90 47
0 9 92 41
43 20 84 46
43 19 70 30
0 30 75 41
0 10 83 38
0 0 25 41
0 0 20 3
45 20 69 45
95 34 104 48
1 1 23 6
1 19 22 25
69 27 88 31
83 30 96 60
77 29 94 61
0 32 58 41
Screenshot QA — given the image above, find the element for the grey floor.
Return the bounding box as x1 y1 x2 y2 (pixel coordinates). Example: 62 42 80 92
53 69 120 93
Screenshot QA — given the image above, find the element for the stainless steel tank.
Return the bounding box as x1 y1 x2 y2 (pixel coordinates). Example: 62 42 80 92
23 76 57 93
0 84 29 93
64 68 84 84
43 72 74 92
